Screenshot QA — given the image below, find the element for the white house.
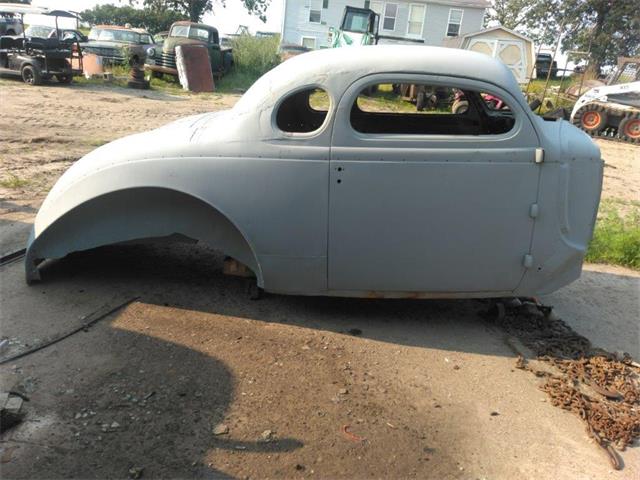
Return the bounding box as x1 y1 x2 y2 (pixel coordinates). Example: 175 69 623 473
280 0 490 50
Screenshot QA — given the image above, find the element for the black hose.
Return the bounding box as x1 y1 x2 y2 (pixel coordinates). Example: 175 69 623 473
0 297 139 365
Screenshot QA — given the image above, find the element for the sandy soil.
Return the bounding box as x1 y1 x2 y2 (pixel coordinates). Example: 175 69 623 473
1 79 639 479
598 139 640 204
0 80 238 203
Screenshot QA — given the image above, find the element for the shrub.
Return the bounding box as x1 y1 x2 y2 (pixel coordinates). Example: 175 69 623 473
229 34 280 78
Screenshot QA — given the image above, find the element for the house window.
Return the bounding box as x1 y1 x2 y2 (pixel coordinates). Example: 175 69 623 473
323 0 329 8
301 36 316 49
382 3 398 31
407 4 425 37
309 8 321 23
446 8 463 36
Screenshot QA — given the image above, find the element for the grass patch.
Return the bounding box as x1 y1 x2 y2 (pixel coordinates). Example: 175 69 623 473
586 200 640 270
73 64 131 89
526 77 582 114
0 173 29 189
84 138 109 147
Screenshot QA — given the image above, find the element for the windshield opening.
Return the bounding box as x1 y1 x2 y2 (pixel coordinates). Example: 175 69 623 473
342 11 372 33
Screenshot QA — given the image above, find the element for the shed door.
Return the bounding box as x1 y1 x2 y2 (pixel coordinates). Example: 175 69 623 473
468 38 527 83
328 75 541 295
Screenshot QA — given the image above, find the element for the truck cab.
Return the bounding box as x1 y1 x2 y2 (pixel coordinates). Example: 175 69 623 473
146 21 233 79
329 7 379 48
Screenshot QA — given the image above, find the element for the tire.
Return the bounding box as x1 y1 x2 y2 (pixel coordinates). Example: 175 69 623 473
21 64 42 86
416 91 426 111
572 104 608 134
451 99 469 114
618 113 640 144
362 85 378 97
57 74 73 84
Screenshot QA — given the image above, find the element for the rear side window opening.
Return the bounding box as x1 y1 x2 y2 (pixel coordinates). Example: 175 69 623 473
276 87 330 133
350 83 515 136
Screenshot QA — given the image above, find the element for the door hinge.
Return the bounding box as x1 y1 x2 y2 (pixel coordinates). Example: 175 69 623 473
523 254 534 268
529 203 539 218
535 148 545 164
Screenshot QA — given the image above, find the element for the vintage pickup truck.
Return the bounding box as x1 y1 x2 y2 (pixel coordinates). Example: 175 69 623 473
145 21 233 79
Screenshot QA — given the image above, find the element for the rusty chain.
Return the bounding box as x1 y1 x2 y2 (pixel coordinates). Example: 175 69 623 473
486 300 639 470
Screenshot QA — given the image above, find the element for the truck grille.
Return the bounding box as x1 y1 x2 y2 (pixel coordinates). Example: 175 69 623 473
159 51 176 69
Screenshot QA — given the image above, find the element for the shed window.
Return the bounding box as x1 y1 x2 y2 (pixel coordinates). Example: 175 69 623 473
446 8 463 36
350 83 514 135
276 88 329 133
382 3 398 31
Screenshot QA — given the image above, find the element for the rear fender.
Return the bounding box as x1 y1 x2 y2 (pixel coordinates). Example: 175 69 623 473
25 187 262 286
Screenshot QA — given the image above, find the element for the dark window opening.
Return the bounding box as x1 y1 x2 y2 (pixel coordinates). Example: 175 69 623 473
350 83 515 135
276 88 329 133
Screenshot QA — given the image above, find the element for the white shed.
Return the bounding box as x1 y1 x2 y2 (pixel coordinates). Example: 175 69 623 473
443 26 535 84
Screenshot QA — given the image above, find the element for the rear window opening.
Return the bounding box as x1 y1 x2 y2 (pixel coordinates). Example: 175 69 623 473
276 87 329 133
350 83 515 135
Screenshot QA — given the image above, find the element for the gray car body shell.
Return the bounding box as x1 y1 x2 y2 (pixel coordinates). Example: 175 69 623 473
25 45 603 298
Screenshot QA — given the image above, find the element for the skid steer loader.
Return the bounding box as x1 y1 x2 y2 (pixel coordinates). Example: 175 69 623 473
570 57 640 143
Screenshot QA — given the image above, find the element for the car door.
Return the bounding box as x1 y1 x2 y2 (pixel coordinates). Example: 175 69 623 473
328 73 541 295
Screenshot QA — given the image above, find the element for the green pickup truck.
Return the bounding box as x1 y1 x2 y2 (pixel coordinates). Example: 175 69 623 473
145 21 232 79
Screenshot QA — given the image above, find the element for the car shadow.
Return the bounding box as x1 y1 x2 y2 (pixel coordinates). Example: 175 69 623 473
8 241 639 477
0 307 303 479
35 241 640 358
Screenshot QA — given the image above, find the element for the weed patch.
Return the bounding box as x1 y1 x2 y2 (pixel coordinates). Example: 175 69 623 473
586 200 640 269
0 173 29 189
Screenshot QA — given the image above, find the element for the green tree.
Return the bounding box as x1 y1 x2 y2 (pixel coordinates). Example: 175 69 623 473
485 0 536 30
527 0 640 71
140 0 271 23
80 4 187 33
488 0 639 71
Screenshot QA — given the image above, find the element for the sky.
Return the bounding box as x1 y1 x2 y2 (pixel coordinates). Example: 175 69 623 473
28 0 284 35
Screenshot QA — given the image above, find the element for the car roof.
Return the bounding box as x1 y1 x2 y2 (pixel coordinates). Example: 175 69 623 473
171 21 218 33
93 25 151 34
235 45 525 112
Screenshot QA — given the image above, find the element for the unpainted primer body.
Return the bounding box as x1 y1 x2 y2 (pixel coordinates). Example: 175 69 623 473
26 45 603 298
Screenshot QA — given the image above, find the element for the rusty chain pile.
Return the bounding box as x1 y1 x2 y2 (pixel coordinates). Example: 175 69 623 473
487 300 640 470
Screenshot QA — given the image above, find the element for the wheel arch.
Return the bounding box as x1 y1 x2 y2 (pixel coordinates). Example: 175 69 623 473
25 187 263 286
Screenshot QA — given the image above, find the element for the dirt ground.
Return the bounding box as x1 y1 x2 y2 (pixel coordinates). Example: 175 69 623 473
1 79 639 479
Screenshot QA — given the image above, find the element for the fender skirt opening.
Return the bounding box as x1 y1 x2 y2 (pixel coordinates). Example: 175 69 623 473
25 188 261 286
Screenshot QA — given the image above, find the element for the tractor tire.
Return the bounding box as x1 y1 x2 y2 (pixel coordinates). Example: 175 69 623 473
618 113 640 144
572 104 608 135
21 64 42 86
451 99 469 114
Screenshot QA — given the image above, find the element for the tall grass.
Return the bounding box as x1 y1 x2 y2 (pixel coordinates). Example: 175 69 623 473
586 200 640 270
217 35 281 92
